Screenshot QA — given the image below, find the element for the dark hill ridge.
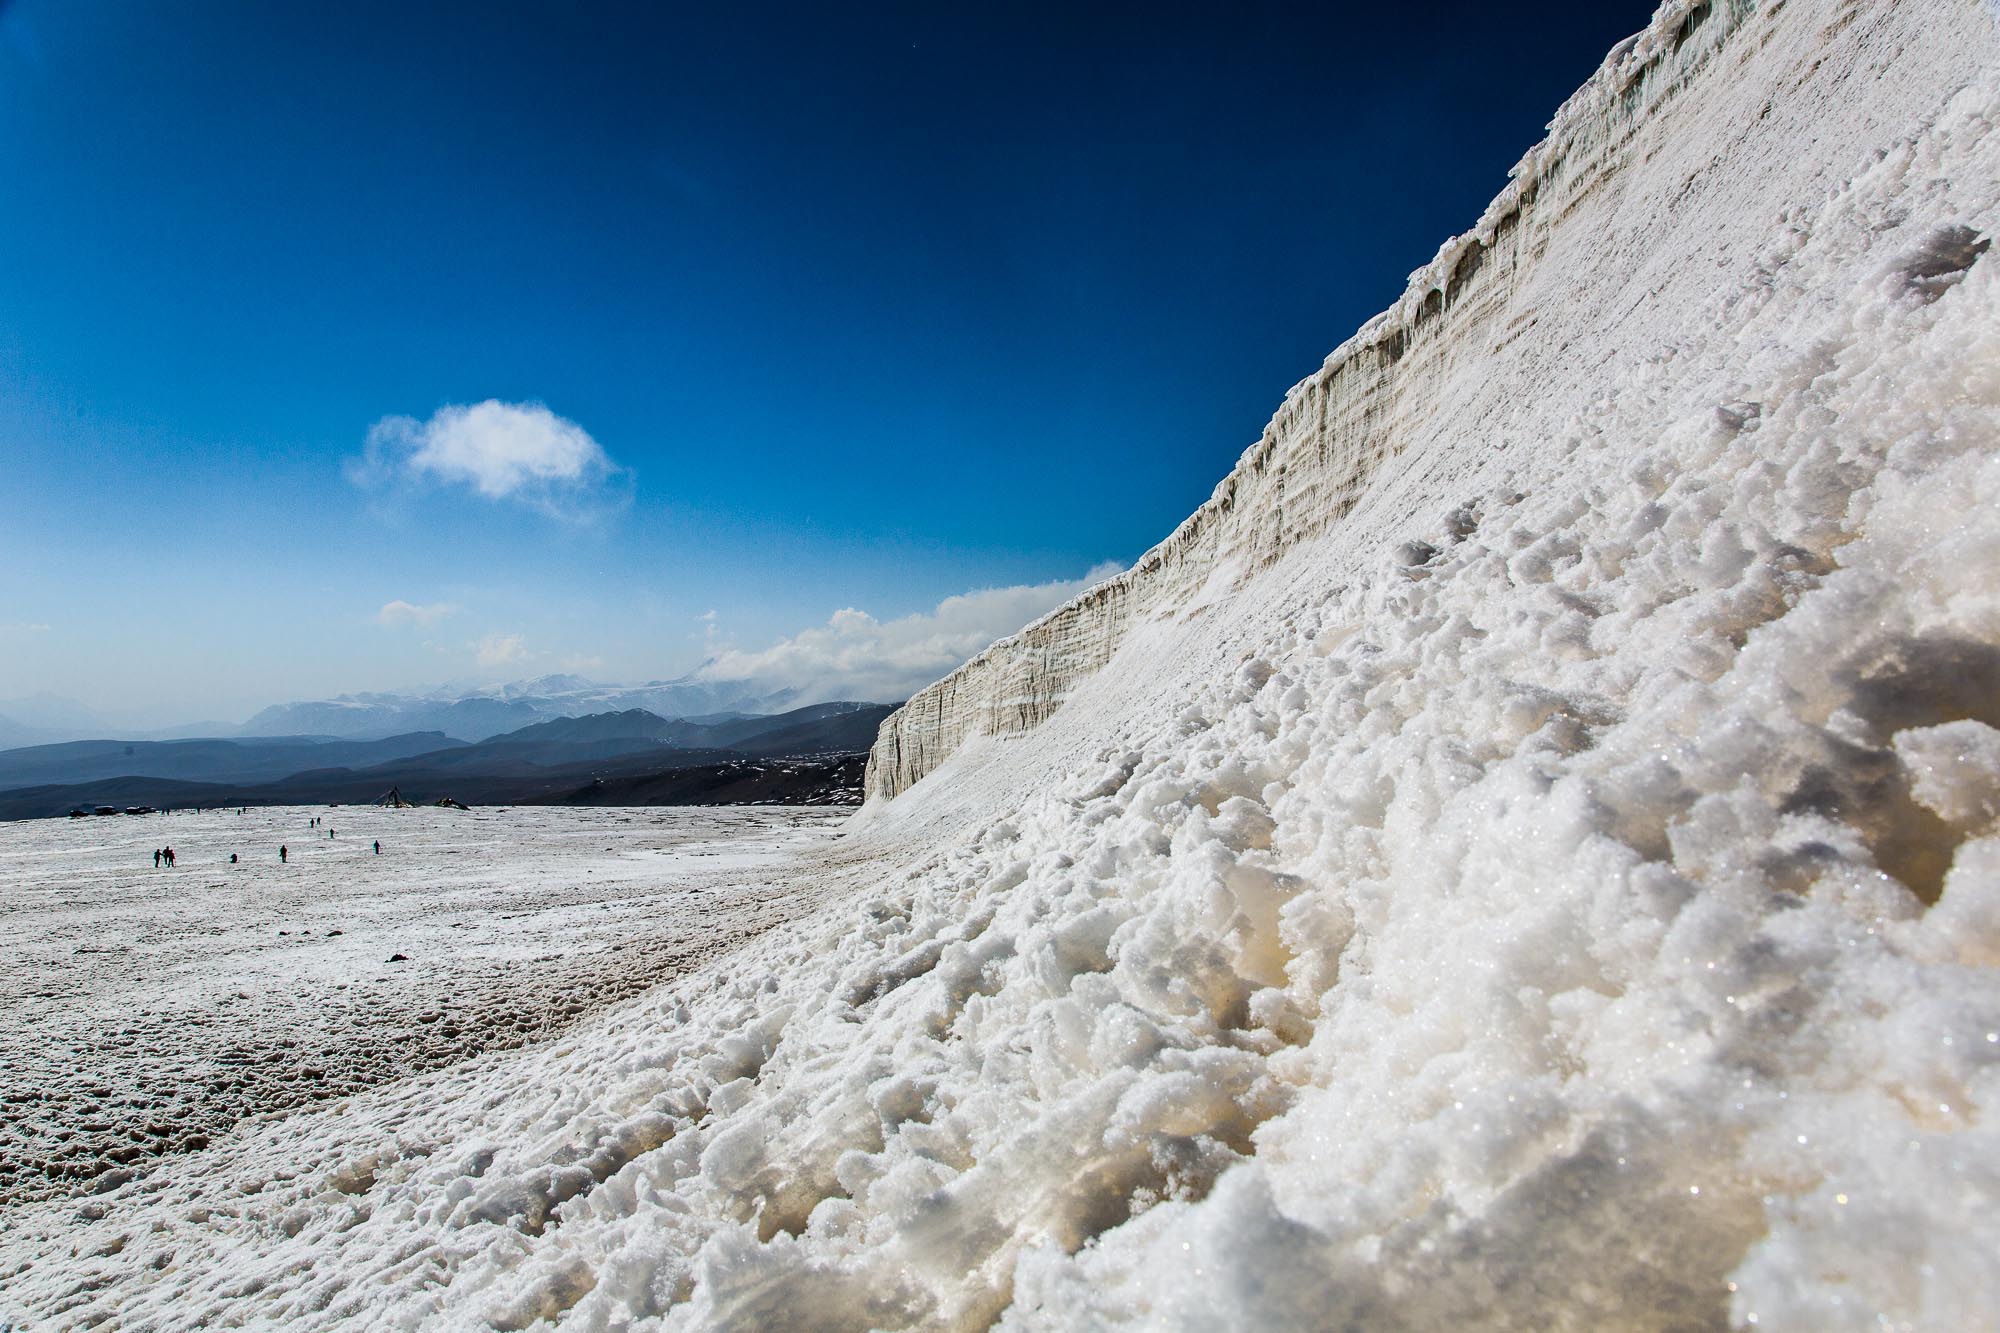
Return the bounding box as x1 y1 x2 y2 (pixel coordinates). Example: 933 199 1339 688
475 701 889 755
0 732 464 791
235 675 818 741
667 701 887 752
0 749 865 819
481 709 677 746
0 703 898 819
696 705 889 758
564 754 869 807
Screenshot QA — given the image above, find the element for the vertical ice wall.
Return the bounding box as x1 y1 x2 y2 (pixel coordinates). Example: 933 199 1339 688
865 0 1998 801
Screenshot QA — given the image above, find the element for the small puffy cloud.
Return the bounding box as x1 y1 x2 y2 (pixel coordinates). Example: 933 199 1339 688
696 562 1122 704
377 600 457 629
477 632 531 668
349 400 628 519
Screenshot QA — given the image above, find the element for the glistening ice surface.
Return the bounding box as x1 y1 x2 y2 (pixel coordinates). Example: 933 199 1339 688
6 0 2000 1327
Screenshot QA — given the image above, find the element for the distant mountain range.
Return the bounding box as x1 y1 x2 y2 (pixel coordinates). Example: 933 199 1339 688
0 694 238 747
0 702 896 819
0 673 895 748
0 732 465 792
0 714 56 750
235 674 824 742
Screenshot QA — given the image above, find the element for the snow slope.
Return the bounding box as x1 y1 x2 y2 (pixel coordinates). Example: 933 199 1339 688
7 0 2000 1327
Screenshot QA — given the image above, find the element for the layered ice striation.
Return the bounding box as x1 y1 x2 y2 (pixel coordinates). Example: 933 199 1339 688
9 1 2000 1328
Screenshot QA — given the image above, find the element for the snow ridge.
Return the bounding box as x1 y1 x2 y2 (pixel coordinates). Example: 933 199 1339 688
864 0 1936 801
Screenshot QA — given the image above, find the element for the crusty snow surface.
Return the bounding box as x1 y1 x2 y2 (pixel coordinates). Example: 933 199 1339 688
0 807 848 1207
9 1 2000 1329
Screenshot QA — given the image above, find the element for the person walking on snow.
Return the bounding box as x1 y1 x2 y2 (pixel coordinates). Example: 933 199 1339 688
372 840 381 855
280 845 288 863
152 849 161 868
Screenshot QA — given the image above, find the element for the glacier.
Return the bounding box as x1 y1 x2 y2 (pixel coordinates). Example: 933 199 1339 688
6 0 2000 1327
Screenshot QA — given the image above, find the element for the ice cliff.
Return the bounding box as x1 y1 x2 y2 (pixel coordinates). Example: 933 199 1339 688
9 0 2000 1328
866 0 1996 805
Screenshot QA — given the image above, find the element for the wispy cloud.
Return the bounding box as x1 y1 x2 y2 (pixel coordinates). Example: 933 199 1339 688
0 622 51 636
348 400 629 519
377 600 458 629
695 562 1122 703
476 632 531 668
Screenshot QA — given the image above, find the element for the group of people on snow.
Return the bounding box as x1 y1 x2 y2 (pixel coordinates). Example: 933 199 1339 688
149 829 383 866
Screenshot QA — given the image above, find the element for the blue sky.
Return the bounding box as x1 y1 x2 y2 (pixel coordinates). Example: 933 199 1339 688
0 0 1656 726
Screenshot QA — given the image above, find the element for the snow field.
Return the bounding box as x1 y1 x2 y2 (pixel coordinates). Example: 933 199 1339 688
0 805 845 1211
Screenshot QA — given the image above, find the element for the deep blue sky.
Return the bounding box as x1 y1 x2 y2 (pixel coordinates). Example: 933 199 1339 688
0 0 1656 725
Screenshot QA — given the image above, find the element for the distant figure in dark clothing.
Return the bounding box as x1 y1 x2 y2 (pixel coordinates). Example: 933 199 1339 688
373 840 381 855
329 829 335 839
280 845 288 863
229 853 238 864
164 847 175 867
153 849 161 868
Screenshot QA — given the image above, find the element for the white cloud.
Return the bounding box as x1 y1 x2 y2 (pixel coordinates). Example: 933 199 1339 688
476 632 531 668
0 622 51 636
695 562 1122 704
377 600 458 629
559 653 606 673
349 400 627 518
